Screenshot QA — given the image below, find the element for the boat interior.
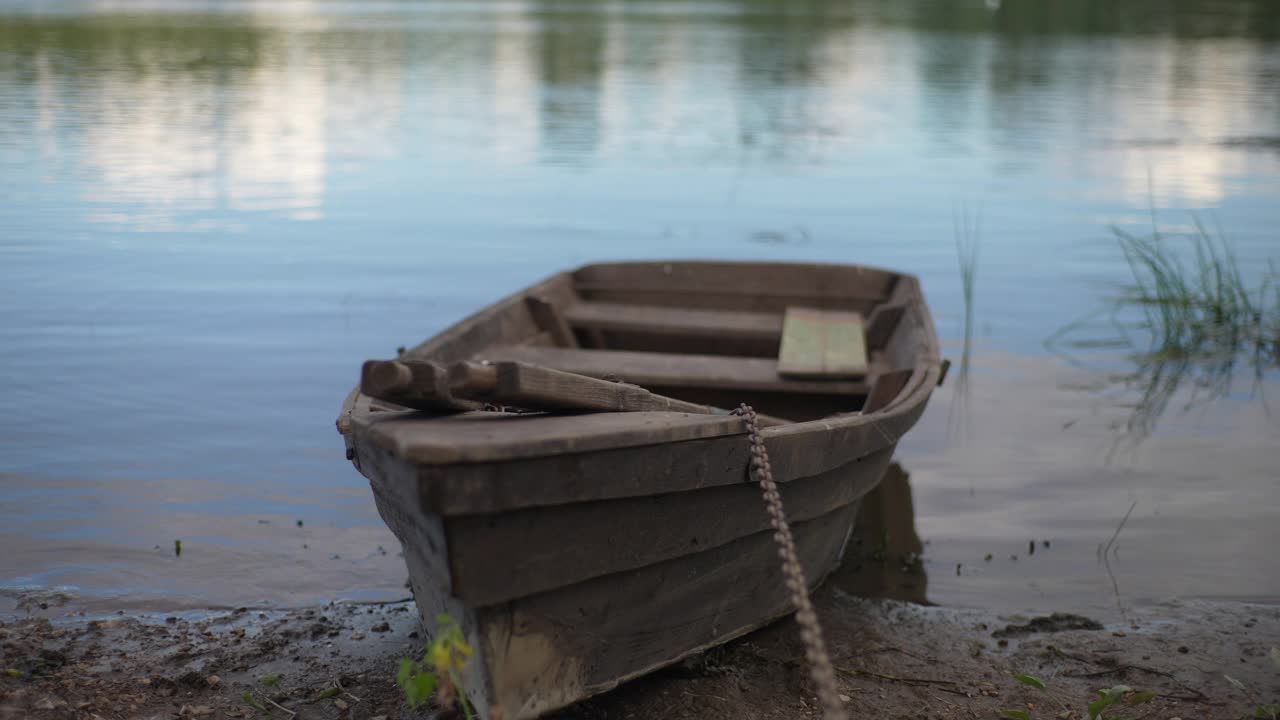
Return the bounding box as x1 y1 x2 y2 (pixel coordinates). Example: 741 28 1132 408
424 261 925 423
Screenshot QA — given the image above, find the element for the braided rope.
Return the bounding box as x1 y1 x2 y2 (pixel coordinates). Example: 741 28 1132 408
736 403 847 720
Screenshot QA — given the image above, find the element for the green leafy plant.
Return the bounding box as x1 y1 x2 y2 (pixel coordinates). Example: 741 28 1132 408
258 673 282 687
242 690 267 712
397 614 475 719
1000 673 1154 720
1014 674 1046 690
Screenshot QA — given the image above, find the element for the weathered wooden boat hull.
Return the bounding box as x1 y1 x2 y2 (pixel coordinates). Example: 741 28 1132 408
339 261 941 719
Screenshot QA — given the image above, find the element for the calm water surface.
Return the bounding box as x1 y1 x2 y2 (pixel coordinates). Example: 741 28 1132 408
2 0 1278 617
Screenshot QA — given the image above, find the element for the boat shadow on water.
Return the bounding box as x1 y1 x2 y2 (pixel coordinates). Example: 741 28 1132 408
829 462 930 607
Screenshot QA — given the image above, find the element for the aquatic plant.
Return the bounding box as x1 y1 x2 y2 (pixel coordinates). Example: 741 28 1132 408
1051 215 1279 445
949 203 981 437
1112 219 1278 439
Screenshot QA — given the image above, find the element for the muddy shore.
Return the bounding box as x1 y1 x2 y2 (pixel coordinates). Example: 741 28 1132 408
3 585 1276 720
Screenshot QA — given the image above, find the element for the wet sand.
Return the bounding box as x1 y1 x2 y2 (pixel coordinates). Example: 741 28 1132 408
3 590 1276 720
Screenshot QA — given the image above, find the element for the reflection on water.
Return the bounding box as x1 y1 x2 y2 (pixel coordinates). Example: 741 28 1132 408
1048 218 1280 449
835 463 929 607
4 0 1280 231
897 349 1279 616
1 0 1279 613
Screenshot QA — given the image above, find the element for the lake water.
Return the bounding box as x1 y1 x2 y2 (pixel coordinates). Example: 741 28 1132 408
2 0 1278 619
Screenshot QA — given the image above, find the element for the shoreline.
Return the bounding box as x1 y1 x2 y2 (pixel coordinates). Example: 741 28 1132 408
4 591 1275 720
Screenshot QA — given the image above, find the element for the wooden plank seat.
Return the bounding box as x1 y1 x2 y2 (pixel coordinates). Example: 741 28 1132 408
562 302 783 343
777 307 869 379
477 345 870 395
359 409 746 465
572 261 897 313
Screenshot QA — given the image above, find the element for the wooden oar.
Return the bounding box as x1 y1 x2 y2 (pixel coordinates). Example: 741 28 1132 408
361 359 482 412
448 360 789 427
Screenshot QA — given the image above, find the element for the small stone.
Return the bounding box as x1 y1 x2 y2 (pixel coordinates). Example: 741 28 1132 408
206 674 221 688
35 696 67 710
838 694 851 703
1177 646 1189 654
371 622 391 633
334 698 349 710
372 715 388 720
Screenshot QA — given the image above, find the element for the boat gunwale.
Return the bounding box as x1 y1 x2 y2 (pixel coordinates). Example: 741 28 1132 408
339 259 941 469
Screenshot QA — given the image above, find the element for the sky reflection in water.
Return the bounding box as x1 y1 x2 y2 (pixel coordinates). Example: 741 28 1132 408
0 0 1277 615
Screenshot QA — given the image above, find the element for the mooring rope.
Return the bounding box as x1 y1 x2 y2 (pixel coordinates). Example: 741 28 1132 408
734 403 848 720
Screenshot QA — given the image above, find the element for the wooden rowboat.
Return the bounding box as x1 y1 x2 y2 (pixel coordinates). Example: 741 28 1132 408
337 261 943 719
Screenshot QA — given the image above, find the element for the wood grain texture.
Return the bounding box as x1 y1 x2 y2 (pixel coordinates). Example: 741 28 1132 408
865 303 907 350
773 304 865 379
524 295 579 348
447 447 893 605
402 402 927 516
479 345 870 395
398 272 578 365
572 261 896 313
445 360 789 426
354 439 453 593
476 503 858 719
563 302 783 343
355 408 748 465
776 307 868 379
360 359 481 412
863 368 914 413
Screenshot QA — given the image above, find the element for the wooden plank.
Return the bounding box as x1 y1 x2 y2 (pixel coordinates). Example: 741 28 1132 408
572 261 897 310
356 409 747 465
524 295 579 348
777 307 868 379
478 346 870 395
823 311 867 375
476 504 857 719
409 402 927 516
448 448 890 605
448 361 789 426
355 439 454 594
862 368 913 413
776 307 824 376
399 272 577 365
865 303 906 350
360 359 482 412
563 302 782 342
